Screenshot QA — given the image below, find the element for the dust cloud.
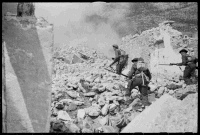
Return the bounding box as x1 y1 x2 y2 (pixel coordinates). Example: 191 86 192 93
35 2 133 57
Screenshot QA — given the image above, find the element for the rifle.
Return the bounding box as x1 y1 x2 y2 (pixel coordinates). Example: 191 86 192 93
104 67 128 78
78 52 90 60
159 63 184 72
159 63 178 66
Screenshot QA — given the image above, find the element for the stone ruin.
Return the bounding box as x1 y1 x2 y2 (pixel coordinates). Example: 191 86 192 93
2 4 198 133
49 21 198 132
120 20 198 84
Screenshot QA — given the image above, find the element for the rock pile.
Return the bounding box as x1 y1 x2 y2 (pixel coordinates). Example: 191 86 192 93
50 44 197 133
51 46 147 133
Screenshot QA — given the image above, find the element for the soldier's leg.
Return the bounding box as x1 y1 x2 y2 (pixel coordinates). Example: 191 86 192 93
126 77 143 96
139 86 151 106
126 79 134 96
190 65 197 84
183 66 192 85
116 64 121 75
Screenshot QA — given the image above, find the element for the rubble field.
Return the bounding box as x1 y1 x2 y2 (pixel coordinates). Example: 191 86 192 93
50 44 198 133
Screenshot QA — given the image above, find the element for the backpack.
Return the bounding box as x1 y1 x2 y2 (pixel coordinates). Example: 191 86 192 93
119 49 126 56
119 49 128 68
136 61 147 69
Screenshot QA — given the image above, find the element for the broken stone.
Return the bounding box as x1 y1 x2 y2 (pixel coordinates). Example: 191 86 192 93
94 77 101 83
55 102 65 110
157 86 165 96
64 121 80 133
67 82 78 89
167 83 181 90
91 85 98 91
113 100 119 106
113 84 120 90
82 128 93 133
101 125 118 133
67 102 77 111
51 120 69 132
149 83 158 92
101 104 109 116
98 86 106 92
109 103 117 112
89 82 95 87
59 99 73 104
175 85 197 100
98 97 106 106
129 98 142 110
52 107 59 117
57 110 72 121
169 90 174 95
85 106 101 117
124 106 132 113
66 90 79 99
98 116 108 126
116 96 123 101
78 83 87 93
131 89 140 100
84 92 96 97
73 100 84 106
77 109 86 119
85 75 95 83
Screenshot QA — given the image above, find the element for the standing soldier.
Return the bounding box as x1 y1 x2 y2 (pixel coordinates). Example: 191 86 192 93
108 44 128 75
171 48 198 85
29 3 35 16
17 3 24 17
126 57 152 106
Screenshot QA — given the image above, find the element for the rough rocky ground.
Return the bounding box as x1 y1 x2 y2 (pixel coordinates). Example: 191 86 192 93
50 45 198 133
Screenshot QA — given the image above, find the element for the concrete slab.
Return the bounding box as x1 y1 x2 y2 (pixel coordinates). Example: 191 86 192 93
3 15 53 133
121 94 180 133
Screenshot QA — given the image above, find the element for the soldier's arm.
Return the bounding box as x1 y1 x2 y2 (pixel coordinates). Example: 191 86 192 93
176 55 188 66
109 57 120 66
146 69 152 80
109 50 121 67
127 65 136 79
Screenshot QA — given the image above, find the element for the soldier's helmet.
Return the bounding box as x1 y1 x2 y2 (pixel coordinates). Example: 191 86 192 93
131 58 138 63
179 48 188 53
112 44 119 49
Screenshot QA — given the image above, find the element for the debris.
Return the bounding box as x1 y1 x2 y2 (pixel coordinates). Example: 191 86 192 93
77 109 86 119
57 111 72 121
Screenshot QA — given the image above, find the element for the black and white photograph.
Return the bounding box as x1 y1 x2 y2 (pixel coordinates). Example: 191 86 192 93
2 2 198 133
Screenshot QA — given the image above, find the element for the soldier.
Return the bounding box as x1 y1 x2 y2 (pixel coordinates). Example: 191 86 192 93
17 3 24 17
172 48 198 85
125 57 152 106
108 44 128 75
127 58 138 79
29 3 35 16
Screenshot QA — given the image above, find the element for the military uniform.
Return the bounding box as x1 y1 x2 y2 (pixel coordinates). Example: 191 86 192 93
126 58 152 106
17 3 24 17
177 48 198 85
109 45 127 75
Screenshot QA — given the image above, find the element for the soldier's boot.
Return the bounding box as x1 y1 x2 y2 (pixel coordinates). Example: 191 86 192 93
125 80 133 96
141 95 151 107
184 78 193 85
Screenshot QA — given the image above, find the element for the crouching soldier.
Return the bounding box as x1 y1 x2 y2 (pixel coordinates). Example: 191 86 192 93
126 57 152 106
171 48 198 85
108 44 128 75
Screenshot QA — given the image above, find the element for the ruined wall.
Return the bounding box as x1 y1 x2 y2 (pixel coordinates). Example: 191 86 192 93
2 14 53 132
120 22 198 81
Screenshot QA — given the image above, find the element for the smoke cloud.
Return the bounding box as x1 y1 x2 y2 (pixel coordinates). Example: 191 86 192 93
35 2 136 57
